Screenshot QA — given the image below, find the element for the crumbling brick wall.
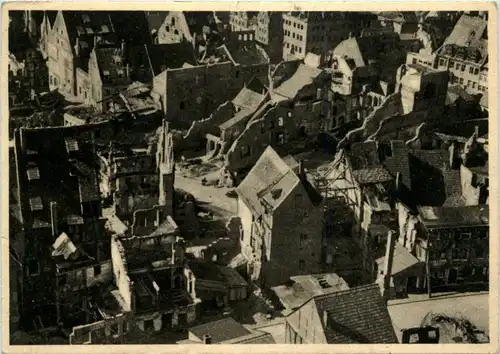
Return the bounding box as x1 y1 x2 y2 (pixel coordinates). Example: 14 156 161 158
179 101 236 151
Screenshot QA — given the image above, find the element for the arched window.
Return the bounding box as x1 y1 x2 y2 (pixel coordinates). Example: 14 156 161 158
278 117 284 126
174 30 179 35
238 34 242 40
171 17 176 26
235 70 240 78
244 34 248 41
166 26 170 32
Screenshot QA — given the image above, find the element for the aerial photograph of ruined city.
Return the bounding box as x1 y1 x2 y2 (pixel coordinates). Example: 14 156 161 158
7 9 492 346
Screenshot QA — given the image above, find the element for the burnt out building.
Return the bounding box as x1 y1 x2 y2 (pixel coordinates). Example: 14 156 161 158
11 125 109 331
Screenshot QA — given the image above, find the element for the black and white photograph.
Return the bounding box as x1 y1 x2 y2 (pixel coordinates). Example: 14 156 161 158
3 3 497 352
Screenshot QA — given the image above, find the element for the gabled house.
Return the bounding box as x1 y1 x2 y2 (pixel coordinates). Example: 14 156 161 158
46 11 152 98
229 11 259 32
284 283 398 343
329 33 405 130
255 12 284 63
157 11 216 50
235 146 323 288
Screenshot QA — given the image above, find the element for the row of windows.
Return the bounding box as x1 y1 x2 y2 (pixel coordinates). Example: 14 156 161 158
285 42 303 54
440 58 481 76
284 19 304 30
284 30 303 41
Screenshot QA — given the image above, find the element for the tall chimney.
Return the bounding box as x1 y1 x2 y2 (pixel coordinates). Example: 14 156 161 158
203 334 212 344
323 310 328 327
474 125 479 137
50 201 59 238
93 35 99 48
382 230 396 304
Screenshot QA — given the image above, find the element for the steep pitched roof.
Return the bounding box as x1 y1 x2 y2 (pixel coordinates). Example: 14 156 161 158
312 283 398 344
408 149 463 207
232 87 266 110
236 146 300 215
446 85 476 105
14 126 102 231
444 14 487 49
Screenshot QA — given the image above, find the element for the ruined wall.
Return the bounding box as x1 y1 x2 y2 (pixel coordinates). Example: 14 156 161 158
367 109 429 142
110 237 132 312
338 92 404 148
180 101 236 151
57 260 113 292
152 62 246 128
225 99 324 173
130 206 178 237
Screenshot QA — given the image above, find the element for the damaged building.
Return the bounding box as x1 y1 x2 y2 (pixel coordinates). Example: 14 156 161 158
88 40 198 112
338 61 449 148
328 31 407 131
180 55 331 183
11 125 111 332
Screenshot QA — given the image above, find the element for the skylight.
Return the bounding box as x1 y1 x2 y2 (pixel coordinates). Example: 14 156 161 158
27 167 40 181
65 138 79 153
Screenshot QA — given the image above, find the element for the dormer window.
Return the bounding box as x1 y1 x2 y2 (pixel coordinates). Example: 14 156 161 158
27 166 40 181
29 196 43 211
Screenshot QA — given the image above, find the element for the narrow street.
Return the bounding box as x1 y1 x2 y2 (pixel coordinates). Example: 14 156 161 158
388 292 489 342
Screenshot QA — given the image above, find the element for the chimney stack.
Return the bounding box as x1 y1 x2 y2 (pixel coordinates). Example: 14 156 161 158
448 142 458 169
93 35 99 48
75 37 80 57
474 125 479 137
125 63 130 79
50 201 59 238
298 160 306 180
323 310 328 327
395 172 402 194
121 39 126 55
382 230 396 304
203 334 212 344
